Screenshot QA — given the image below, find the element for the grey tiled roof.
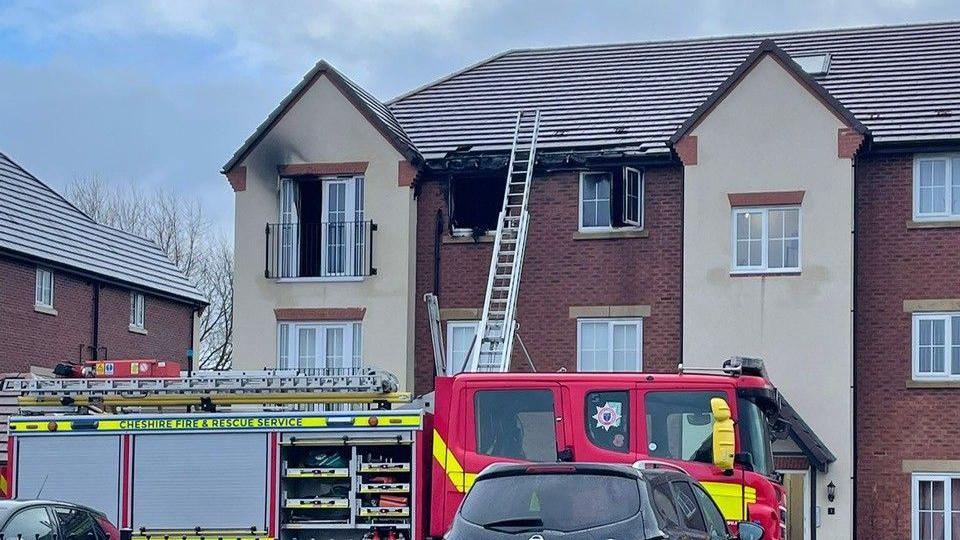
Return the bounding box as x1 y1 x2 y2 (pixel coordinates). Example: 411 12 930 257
0 152 206 304
388 21 960 159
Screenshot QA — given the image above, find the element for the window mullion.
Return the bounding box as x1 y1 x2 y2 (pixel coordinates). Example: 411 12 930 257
761 208 769 269
606 321 615 371
946 477 953 540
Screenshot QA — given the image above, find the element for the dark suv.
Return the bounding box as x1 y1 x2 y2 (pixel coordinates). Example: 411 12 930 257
0 500 119 540
445 463 764 540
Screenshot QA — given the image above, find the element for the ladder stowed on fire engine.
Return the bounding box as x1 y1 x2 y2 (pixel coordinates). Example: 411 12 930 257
466 110 541 373
3 367 410 410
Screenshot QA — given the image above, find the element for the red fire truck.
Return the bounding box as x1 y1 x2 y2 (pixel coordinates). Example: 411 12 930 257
3 359 785 539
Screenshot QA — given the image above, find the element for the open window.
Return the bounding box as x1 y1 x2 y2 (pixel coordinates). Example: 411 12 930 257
448 175 506 236
579 167 644 231
271 175 371 278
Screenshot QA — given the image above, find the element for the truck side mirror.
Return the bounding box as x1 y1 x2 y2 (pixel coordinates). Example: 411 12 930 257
710 397 735 471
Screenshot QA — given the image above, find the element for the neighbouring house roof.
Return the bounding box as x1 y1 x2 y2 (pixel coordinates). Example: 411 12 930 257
0 152 207 305
779 396 836 472
388 21 960 159
222 60 421 174
670 39 867 144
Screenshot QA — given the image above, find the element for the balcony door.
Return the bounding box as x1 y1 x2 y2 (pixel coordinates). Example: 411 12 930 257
321 179 357 276
278 176 364 278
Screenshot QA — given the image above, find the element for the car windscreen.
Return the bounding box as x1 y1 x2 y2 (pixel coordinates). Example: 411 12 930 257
460 472 641 533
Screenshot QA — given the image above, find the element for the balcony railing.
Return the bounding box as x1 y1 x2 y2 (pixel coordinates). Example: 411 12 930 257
265 221 377 279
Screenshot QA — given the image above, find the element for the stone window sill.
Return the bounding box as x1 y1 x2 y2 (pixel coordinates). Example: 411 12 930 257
906 380 960 389
442 234 494 244
906 219 960 230
128 325 148 335
729 271 801 278
34 304 58 316
573 228 649 241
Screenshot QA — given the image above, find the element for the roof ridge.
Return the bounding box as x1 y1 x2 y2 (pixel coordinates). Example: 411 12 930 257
387 19 960 108
0 151 100 226
487 19 960 56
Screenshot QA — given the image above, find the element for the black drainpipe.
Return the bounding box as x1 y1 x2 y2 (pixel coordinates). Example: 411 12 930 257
810 466 818 540
91 281 101 360
433 209 443 296
851 154 860 540
188 305 197 375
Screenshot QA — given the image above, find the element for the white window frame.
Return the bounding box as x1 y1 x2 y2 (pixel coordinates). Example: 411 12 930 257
579 171 613 231
623 167 644 228
578 169 644 232
913 154 960 221
912 312 960 380
276 321 361 371
129 292 146 330
912 473 960 540
277 175 366 282
445 320 478 376
576 318 643 372
35 267 54 308
730 206 802 274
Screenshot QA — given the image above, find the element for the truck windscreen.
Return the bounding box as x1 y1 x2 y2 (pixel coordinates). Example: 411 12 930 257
643 391 775 476
737 397 775 477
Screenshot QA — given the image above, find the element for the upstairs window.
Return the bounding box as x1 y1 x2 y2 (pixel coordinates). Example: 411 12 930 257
731 207 801 273
579 167 644 230
449 175 506 236
130 292 145 330
914 155 960 220
35 268 54 308
913 313 960 380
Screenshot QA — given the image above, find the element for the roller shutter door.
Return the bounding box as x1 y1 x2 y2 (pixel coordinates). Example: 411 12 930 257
16 435 121 523
132 433 268 530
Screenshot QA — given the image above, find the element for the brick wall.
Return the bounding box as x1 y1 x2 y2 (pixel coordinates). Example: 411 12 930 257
855 153 960 537
0 254 195 372
414 165 683 392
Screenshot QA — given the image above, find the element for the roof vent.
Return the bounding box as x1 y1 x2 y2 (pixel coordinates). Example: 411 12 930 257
792 53 831 76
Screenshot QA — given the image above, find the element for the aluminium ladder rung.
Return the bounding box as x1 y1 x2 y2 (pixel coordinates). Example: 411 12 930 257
3 368 401 397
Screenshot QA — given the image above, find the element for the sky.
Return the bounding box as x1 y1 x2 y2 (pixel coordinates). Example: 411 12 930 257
2 0 959 235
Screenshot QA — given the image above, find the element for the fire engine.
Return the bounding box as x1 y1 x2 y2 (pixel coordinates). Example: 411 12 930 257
2 357 785 540
3 109 786 539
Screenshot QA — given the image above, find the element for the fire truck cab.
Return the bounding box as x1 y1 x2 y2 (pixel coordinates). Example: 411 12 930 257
429 362 784 538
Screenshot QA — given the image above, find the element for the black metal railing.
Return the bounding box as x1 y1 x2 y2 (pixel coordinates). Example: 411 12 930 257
265 221 377 279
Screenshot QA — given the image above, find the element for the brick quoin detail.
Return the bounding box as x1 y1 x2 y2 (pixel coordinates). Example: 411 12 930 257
0 255 194 373
674 136 698 165
414 166 683 393
398 161 418 187
838 128 865 159
855 153 960 538
226 166 247 192
274 307 366 321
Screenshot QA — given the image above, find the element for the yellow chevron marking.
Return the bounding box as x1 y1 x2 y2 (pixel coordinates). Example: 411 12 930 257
701 481 757 521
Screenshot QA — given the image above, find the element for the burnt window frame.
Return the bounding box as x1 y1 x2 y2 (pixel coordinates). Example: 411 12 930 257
578 167 644 231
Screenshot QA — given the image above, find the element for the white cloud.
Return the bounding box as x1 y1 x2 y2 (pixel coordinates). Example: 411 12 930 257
0 0 492 74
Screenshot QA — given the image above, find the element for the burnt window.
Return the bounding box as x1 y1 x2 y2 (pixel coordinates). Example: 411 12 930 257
579 167 644 230
449 175 506 235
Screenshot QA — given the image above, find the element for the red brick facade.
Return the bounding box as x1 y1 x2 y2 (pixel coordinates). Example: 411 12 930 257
855 153 960 537
414 165 683 392
0 254 195 373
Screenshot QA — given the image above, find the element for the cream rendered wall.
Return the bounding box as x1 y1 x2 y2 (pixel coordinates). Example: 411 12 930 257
231 76 417 391
682 56 854 538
